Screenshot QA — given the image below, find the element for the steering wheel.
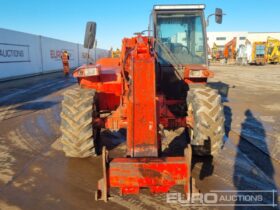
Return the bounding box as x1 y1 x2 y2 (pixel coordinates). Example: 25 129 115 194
181 45 191 54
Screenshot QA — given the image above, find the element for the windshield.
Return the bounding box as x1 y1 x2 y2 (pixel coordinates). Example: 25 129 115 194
267 47 273 54
156 13 206 65
256 45 265 56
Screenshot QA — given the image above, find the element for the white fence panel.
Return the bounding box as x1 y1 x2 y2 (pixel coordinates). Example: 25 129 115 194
78 44 110 66
0 28 42 79
78 44 94 65
96 48 110 60
0 28 109 80
41 37 78 72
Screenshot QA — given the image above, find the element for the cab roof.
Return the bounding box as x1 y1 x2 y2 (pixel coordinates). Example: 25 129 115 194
153 4 205 11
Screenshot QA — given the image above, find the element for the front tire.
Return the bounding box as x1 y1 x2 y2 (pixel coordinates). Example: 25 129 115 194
187 87 225 156
60 87 99 158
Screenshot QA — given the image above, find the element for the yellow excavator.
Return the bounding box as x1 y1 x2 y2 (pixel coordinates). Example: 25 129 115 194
266 36 280 64
109 48 121 58
211 42 223 61
250 42 266 65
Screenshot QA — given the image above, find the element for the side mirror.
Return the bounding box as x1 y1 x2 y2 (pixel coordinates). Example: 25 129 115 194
84 22 96 49
215 8 223 24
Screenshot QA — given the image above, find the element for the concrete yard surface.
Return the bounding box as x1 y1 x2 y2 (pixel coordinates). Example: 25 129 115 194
0 65 280 209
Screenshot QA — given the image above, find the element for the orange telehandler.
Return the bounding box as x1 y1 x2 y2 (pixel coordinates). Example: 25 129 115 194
60 5 225 201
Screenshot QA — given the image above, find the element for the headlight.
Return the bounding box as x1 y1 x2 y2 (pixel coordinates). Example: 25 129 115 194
84 67 99 76
189 70 203 78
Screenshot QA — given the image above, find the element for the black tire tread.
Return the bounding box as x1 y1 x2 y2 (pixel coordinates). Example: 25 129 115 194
60 87 97 158
187 87 225 156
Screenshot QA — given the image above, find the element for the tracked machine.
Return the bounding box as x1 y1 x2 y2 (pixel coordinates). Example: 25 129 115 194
250 42 267 65
60 4 225 201
266 36 280 64
223 37 237 64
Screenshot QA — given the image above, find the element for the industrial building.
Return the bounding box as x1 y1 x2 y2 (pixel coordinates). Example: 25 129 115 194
207 31 280 49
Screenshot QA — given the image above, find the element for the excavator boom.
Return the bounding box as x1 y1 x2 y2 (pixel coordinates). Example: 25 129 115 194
266 36 280 64
223 37 237 60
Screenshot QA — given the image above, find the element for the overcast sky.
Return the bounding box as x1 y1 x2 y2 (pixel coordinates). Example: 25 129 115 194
1 0 279 49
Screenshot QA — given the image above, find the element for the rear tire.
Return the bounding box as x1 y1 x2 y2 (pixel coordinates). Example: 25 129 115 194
60 87 99 158
187 87 225 156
